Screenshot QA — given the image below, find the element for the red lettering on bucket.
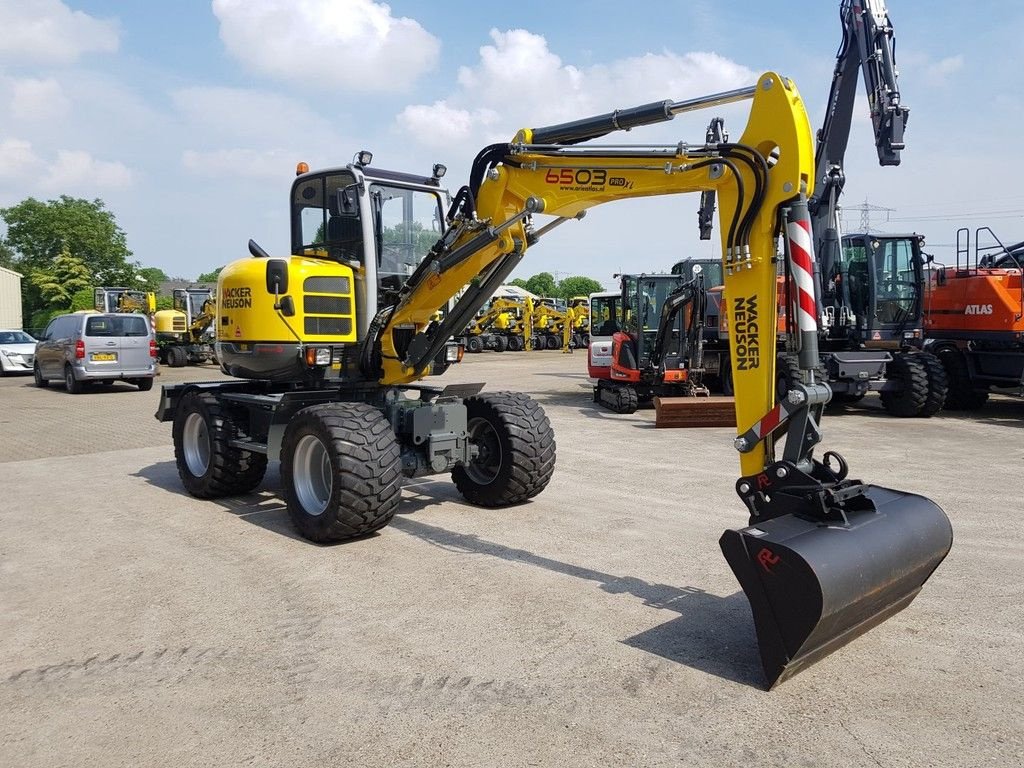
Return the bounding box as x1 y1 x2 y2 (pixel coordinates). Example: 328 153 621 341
757 548 781 573
757 473 771 490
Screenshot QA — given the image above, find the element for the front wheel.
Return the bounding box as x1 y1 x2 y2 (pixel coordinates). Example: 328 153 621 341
880 352 929 417
33 362 49 388
453 392 556 507
172 391 267 498
938 347 989 411
280 403 401 542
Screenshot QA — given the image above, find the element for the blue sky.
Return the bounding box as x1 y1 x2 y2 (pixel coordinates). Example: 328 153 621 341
1 0 1022 286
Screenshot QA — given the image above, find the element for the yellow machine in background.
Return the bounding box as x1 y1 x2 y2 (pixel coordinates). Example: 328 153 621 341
153 287 219 367
94 287 155 315
156 73 951 689
459 296 530 352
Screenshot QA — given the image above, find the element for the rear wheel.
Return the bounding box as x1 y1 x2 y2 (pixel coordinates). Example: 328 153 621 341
507 335 524 352
135 377 154 392
173 391 268 498
466 335 484 353
453 392 556 506
545 335 559 350
167 346 188 367
915 351 949 417
64 364 82 395
33 362 49 388
937 347 989 411
492 335 508 353
880 352 929 417
281 403 401 542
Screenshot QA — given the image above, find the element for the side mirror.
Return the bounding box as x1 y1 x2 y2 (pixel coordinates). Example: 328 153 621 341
266 259 289 294
336 185 359 215
278 295 296 317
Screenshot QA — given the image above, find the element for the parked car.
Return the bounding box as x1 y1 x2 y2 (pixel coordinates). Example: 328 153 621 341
33 312 158 393
0 329 38 375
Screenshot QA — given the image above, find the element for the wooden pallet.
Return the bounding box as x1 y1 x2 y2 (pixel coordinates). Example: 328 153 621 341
653 396 737 428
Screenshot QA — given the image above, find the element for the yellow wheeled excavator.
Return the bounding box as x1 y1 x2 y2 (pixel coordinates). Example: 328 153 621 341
153 287 217 366
155 72 951 688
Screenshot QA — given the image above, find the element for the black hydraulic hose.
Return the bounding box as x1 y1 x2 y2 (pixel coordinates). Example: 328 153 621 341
469 144 514 202
721 144 769 247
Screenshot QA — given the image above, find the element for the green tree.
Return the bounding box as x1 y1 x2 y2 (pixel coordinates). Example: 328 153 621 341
197 267 224 282
137 266 168 293
557 276 603 300
30 248 92 309
523 272 558 297
70 287 95 311
1 196 133 282
0 240 14 270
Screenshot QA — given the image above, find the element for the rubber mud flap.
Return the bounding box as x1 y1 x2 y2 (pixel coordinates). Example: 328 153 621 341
720 486 953 689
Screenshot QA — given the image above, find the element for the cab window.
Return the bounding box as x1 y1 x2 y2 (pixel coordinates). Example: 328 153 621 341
370 183 444 294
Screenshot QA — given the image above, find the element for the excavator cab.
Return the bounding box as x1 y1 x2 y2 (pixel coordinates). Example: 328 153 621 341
832 234 926 342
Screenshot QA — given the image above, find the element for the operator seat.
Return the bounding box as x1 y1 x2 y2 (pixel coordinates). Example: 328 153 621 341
326 215 363 264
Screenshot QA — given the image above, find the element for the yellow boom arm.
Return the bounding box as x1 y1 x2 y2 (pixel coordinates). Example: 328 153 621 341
378 72 815 475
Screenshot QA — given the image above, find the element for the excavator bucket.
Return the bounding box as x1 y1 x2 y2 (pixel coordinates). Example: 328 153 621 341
720 486 952 689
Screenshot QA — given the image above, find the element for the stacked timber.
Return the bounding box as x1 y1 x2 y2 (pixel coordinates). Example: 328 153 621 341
653 396 737 428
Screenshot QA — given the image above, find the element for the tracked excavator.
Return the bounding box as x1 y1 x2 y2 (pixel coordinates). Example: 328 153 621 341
155 72 951 688
590 272 710 413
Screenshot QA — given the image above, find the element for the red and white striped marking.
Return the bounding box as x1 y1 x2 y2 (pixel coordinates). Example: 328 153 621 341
787 216 818 333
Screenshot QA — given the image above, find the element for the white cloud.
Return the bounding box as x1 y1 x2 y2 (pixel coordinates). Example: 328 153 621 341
182 148 297 180
0 138 40 179
396 29 757 149
925 54 964 84
39 149 132 190
212 0 440 92
10 78 70 120
0 0 119 64
0 138 131 190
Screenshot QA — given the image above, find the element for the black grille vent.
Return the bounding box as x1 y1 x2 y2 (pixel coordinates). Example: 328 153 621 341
305 317 352 336
304 276 350 293
304 295 351 315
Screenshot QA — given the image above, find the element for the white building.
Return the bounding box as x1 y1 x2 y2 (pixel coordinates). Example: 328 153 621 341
0 266 23 329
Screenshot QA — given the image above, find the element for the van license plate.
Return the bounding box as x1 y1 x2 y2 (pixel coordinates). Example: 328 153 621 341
92 352 117 362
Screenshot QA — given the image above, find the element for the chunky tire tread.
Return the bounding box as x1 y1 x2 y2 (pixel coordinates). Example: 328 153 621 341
915 351 949 417
937 347 989 411
173 391 268 499
281 403 401 542
167 346 189 368
880 352 929 417
453 392 556 507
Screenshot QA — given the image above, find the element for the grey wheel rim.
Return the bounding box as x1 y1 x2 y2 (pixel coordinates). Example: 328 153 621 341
465 417 502 485
293 434 331 516
183 411 211 477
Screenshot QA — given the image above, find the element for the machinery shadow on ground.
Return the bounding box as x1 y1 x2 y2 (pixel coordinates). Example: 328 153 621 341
132 459 316 544
388 511 763 688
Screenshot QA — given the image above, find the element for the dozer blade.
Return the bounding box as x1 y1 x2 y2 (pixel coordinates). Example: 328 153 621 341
720 486 952 689
654 396 737 428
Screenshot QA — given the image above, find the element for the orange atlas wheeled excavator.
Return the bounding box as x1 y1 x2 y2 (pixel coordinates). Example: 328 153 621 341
925 227 1024 409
